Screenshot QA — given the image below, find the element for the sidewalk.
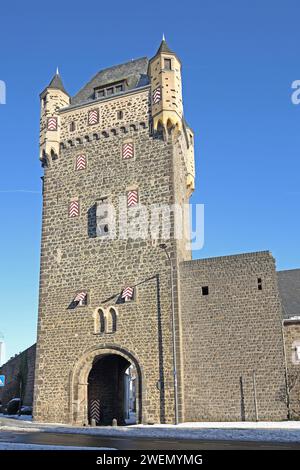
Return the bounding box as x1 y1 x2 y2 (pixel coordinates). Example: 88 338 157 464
1 415 300 443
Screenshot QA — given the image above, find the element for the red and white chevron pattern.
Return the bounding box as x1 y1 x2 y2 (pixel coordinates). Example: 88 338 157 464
76 154 86 170
74 292 87 302
47 117 57 131
122 286 134 302
69 200 79 217
152 87 161 104
127 190 138 207
88 109 99 125
122 143 134 159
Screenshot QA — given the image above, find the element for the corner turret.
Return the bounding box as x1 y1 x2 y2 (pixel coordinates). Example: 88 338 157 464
148 36 183 133
39 69 70 166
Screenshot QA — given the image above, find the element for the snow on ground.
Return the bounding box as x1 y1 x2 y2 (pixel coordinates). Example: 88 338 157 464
0 414 32 421
1 415 300 443
0 442 115 450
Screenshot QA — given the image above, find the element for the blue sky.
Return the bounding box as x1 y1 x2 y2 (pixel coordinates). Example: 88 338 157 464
0 0 299 360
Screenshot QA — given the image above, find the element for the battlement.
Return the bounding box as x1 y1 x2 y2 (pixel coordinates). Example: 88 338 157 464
59 120 150 151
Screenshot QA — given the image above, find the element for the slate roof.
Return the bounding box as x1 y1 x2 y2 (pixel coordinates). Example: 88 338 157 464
277 269 300 319
42 72 69 96
156 38 174 55
71 57 150 106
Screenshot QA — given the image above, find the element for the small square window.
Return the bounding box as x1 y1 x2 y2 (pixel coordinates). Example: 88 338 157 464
202 286 209 296
115 84 123 93
97 89 105 98
106 87 114 96
257 278 263 290
164 58 172 70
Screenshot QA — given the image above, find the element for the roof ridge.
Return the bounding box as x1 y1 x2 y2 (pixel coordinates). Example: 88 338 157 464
71 57 149 105
74 57 148 95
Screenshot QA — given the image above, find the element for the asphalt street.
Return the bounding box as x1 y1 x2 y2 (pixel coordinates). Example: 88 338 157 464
0 430 300 450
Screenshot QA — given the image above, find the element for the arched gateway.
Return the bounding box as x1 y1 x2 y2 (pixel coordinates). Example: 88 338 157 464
70 346 143 426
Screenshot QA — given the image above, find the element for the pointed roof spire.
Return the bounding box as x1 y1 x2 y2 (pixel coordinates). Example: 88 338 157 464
149 36 181 68
156 35 175 55
46 69 69 96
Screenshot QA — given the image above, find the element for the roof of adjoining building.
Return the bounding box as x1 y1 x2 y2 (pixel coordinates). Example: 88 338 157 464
277 269 300 318
71 57 150 106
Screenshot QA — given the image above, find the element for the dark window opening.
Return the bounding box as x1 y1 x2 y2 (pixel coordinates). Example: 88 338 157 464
97 89 105 98
107 308 117 334
94 81 125 100
117 110 123 120
164 58 172 70
70 121 76 132
257 278 263 290
115 84 124 93
99 309 105 334
202 286 209 296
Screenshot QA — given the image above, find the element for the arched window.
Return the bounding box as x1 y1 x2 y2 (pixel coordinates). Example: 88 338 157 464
106 308 117 334
167 119 173 135
98 309 105 334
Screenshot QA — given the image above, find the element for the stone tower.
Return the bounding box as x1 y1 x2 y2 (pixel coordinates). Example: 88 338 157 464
149 38 195 195
33 38 195 425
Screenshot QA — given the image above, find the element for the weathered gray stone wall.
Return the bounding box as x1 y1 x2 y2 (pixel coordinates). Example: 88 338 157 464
179 252 288 422
0 344 36 407
33 86 191 424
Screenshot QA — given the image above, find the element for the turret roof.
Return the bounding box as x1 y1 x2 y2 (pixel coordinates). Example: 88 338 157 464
47 72 69 95
155 38 174 55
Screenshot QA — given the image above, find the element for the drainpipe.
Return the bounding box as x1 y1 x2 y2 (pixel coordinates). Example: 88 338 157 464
159 244 179 425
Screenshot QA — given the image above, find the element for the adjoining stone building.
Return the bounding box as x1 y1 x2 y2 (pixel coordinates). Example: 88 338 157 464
0 344 36 407
278 269 300 419
12 38 296 425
